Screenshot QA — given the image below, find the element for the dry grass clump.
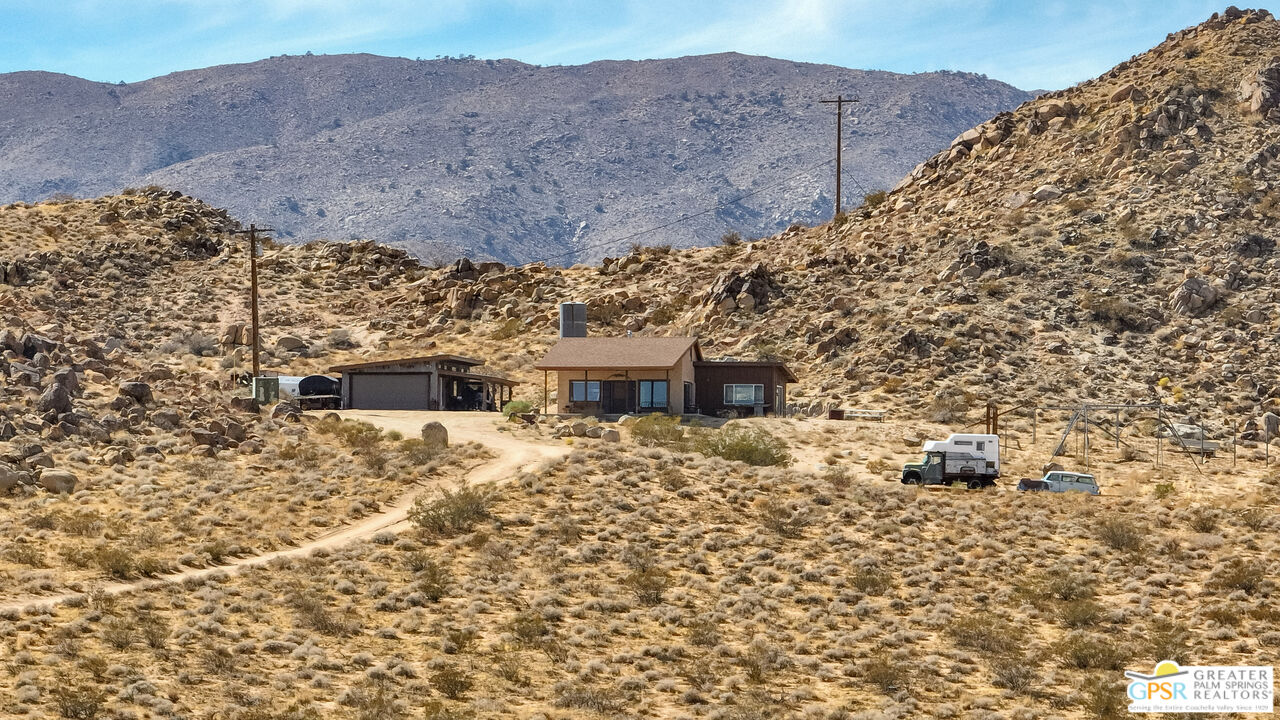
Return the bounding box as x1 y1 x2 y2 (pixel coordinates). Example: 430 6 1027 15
0 419 476 602
0 442 1274 718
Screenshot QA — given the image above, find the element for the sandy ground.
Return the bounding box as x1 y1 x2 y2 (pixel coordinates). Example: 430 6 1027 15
0 411 568 614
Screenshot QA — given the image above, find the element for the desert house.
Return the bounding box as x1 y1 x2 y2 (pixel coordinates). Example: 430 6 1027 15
330 354 516 411
535 335 795 416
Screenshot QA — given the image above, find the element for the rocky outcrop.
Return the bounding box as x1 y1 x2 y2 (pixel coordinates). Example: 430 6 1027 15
1238 57 1280 121
1169 274 1222 316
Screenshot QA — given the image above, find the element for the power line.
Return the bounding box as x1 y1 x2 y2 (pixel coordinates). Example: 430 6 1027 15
531 156 836 266
818 95 858 218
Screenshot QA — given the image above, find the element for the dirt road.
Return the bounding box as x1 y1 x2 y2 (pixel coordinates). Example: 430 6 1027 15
0 411 566 614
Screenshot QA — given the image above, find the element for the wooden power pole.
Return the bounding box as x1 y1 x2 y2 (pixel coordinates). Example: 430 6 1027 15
819 94 858 218
231 224 274 379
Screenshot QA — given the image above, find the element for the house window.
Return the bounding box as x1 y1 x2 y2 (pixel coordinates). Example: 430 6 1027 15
570 380 600 402
724 384 765 405
638 380 668 409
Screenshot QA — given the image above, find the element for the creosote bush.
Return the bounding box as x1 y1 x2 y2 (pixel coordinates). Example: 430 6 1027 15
694 425 791 466
1094 515 1144 551
630 414 686 448
408 483 494 537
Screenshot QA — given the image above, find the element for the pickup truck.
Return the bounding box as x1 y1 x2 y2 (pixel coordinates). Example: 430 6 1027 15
1016 471 1100 495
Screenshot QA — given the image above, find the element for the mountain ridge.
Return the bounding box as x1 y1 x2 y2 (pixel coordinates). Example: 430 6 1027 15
0 52 1031 263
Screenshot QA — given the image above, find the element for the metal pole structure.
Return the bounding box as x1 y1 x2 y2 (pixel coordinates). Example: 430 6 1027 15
1083 405 1090 470
231 224 275 381
819 95 859 219
1232 421 1237 469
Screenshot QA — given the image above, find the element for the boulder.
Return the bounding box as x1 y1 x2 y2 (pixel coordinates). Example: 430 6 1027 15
150 408 182 430
118 381 154 405
1032 184 1064 202
585 425 604 439
420 421 449 450
38 469 77 494
275 335 308 352
0 462 26 493
230 396 260 413
1109 83 1147 104
600 428 621 442
37 384 72 415
189 428 223 447
1169 276 1221 316
570 421 588 437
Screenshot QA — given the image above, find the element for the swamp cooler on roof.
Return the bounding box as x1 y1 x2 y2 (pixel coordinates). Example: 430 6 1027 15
559 302 587 338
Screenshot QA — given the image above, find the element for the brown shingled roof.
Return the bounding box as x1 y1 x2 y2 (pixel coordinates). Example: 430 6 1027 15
535 337 701 370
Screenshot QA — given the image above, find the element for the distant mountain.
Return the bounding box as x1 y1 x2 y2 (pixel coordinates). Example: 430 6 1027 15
0 53 1031 263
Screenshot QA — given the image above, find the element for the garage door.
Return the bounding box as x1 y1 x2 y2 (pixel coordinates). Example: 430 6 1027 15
349 373 431 410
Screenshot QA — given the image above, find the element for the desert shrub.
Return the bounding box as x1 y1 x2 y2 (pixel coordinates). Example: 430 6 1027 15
1153 482 1175 499
1060 600 1104 629
501 400 533 417
863 190 887 208
431 664 473 699
413 555 453 602
862 652 910 694
631 414 685 448
409 483 494 536
990 652 1037 693
554 685 624 713
94 546 137 579
695 425 791 466
949 616 1020 654
1080 674 1127 719
1208 558 1266 594
721 230 743 246
100 615 136 650
51 683 107 719
1079 291 1148 331
1188 507 1218 533
686 618 722 647
399 438 441 465
291 596 358 637
850 567 894 596
623 567 671 605
1145 617 1193 663
6 544 46 567
490 318 523 340
509 611 551 645
1021 568 1096 604
1094 515 1144 552
1054 633 1128 670
757 498 808 538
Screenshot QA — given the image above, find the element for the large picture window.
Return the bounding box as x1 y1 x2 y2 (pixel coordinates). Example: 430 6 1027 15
724 384 765 405
570 380 600 402
638 380 668 409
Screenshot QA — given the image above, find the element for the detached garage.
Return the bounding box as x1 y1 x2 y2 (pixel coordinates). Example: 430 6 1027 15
330 354 516 411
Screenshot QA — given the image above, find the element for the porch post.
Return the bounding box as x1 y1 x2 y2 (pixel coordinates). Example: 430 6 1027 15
543 371 548 414
665 369 670 414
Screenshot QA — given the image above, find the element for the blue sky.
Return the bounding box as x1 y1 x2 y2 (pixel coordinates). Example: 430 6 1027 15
3 0 1227 90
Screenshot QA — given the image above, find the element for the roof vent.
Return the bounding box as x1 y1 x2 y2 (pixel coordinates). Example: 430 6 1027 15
559 302 587 338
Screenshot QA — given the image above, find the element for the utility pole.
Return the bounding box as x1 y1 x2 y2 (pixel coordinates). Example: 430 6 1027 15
819 94 858 218
231 224 274 380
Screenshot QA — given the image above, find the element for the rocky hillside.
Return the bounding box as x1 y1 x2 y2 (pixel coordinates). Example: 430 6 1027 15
0 53 1031 263
3 9 1280 434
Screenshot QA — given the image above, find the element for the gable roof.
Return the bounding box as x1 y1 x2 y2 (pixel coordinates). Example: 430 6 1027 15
694 359 799 383
329 354 485 372
535 337 701 371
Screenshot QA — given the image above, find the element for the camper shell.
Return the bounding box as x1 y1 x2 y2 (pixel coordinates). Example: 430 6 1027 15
902 433 1000 489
